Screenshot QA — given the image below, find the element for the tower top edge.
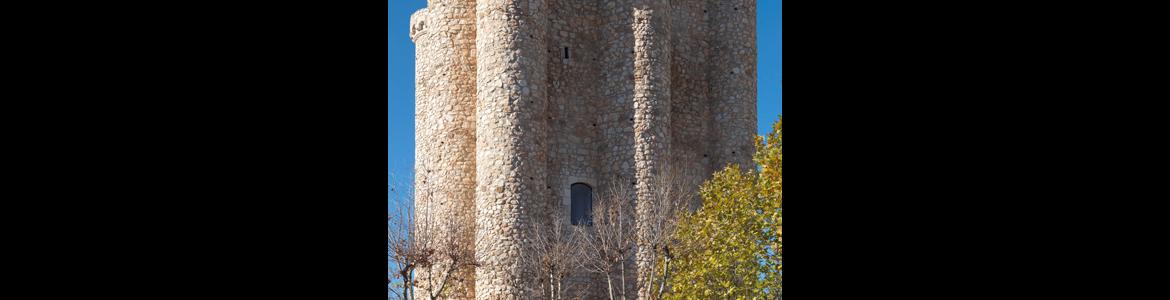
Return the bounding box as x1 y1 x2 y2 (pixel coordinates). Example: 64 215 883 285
409 8 429 43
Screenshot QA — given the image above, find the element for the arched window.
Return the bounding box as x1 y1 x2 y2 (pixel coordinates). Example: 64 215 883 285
570 183 593 225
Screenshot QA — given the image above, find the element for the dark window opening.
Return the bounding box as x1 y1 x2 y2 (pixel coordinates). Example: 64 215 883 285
570 183 593 225
564 47 570 59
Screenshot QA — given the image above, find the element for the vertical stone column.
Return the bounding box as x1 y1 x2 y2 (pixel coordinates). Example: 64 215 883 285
600 0 637 191
410 1 478 298
595 2 639 298
632 0 671 299
474 0 549 299
709 0 757 171
668 0 713 208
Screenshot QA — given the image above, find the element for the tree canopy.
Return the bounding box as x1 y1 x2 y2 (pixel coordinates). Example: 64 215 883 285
666 116 782 299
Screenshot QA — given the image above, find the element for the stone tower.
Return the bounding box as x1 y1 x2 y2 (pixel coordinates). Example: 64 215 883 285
410 0 756 299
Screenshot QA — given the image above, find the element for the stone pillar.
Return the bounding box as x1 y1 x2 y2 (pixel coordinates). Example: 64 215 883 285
600 0 637 190
596 2 639 298
709 0 757 171
669 0 713 210
632 0 671 299
410 1 478 298
474 0 549 299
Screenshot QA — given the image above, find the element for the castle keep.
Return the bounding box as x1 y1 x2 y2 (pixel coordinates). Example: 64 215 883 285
410 0 756 298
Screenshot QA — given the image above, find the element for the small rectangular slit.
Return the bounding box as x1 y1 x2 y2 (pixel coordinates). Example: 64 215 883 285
564 47 570 59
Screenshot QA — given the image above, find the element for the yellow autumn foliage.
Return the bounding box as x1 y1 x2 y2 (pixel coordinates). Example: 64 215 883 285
665 116 781 299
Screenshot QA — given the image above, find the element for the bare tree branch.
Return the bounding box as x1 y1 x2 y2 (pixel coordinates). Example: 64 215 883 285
522 209 585 300
388 180 477 300
574 181 638 300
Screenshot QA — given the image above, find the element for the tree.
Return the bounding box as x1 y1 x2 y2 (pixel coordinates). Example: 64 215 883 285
522 209 585 300
635 168 698 300
575 182 638 300
387 182 478 300
664 116 782 299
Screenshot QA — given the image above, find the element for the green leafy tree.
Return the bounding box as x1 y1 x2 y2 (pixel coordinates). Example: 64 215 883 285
664 117 782 299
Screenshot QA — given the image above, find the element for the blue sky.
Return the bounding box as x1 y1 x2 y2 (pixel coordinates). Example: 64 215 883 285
389 0 781 183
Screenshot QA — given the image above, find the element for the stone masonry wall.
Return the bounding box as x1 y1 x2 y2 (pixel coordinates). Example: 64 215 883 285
474 0 549 299
709 0 757 171
412 1 757 298
410 0 477 298
545 1 604 297
631 0 672 298
669 0 712 208
599 2 639 294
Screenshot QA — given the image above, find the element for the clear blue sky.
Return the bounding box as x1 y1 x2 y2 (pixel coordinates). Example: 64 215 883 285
389 0 781 183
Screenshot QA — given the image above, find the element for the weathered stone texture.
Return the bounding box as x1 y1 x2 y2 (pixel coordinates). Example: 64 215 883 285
631 0 672 298
474 0 549 299
411 0 478 298
411 1 757 299
709 0 757 171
